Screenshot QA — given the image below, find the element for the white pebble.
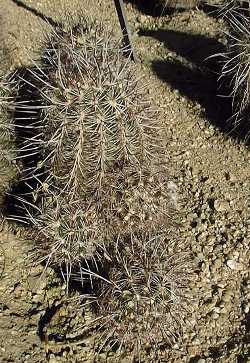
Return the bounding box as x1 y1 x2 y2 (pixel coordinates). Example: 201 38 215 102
226 259 242 271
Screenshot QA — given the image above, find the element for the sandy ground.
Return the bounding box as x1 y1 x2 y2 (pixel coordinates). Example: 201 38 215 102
0 0 249 362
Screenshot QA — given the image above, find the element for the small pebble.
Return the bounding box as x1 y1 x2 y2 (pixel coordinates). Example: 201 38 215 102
214 199 230 212
226 259 242 271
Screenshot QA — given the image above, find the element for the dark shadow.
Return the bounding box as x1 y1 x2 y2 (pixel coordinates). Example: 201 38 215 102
201 3 221 18
37 302 64 343
124 0 220 17
3 67 46 220
139 28 222 66
11 0 59 27
141 28 250 141
189 323 249 362
125 0 250 21
152 59 233 131
124 0 181 17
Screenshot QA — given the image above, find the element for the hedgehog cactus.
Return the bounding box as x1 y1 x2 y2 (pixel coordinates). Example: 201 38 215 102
95 233 192 358
27 194 108 283
9 18 192 358
14 20 174 278
27 165 175 280
26 21 161 199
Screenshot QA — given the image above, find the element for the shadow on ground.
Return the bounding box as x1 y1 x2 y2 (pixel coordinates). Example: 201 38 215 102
124 0 173 17
140 28 250 143
125 0 221 18
10 0 59 26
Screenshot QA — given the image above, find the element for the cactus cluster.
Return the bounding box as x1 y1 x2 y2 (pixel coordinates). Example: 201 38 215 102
1 1 249 360
4 17 192 358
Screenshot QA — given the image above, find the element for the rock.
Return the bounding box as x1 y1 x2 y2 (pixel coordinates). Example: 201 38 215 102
222 292 232 303
214 199 230 212
214 307 221 314
220 307 228 314
244 304 250 314
32 294 42 304
226 259 242 271
191 337 200 345
212 258 222 269
211 312 219 320
48 357 57 363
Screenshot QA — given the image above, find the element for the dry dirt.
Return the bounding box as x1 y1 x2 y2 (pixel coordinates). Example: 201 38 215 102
0 0 249 362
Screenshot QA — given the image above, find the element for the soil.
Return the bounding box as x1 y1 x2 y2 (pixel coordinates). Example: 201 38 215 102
0 0 249 362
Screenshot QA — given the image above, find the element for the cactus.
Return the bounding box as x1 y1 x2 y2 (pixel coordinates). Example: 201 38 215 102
218 1 250 128
94 233 192 359
89 164 176 236
0 77 15 167
8 18 192 357
22 21 161 199
27 194 107 283
12 19 174 282
0 76 17 208
25 164 176 284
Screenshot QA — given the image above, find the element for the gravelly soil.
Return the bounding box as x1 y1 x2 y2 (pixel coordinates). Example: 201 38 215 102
0 0 249 362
